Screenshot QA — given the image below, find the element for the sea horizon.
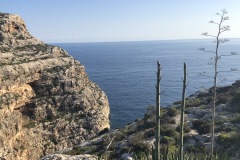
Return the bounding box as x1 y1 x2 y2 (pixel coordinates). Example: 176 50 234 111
54 39 240 128
48 37 240 45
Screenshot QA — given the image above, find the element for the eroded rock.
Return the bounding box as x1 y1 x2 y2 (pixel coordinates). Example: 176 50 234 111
0 12 110 160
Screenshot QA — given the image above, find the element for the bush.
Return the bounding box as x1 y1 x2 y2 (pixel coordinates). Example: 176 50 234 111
161 116 176 124
217 94 230 104
161 125 177 138
216 132 240 151
231 114 240 124
114 131 125 141
161 136 175 145
144 119 156 128
216 132 240 150
215 125 236 133
144 128 155 138
230 132 240 149
216 134 231 146
176 123 191 133
186 98 202 107
192 120 211 135
230 92 240 112
145 106 155 117
128 133 150 156
184 125 192 133
192 120 205 129
168 107 178 117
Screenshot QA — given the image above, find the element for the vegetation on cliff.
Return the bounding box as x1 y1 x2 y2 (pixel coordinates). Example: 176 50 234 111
0 12 110 160
50 80 239 160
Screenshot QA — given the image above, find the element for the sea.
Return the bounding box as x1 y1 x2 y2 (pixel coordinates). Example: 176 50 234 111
53 39 240 129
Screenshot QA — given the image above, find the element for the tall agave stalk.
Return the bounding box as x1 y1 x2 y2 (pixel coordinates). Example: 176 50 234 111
155 61 161 160
198 9 236 159
180 63 187 160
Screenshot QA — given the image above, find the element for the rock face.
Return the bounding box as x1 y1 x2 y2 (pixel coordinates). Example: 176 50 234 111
0 12 110 160
42 154 98 160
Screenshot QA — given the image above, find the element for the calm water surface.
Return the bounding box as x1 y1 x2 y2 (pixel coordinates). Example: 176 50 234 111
54 39 240 128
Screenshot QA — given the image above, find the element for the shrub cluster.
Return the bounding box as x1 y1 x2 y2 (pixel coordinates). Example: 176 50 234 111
161 136 175 145
230 92 240 113
161 125 177 138
216 134 231 147
192 120 211 135
128 133 150 156
176 123 191 133
167 107 178 117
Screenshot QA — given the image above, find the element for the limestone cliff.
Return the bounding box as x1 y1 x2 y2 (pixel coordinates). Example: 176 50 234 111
0 12 110 160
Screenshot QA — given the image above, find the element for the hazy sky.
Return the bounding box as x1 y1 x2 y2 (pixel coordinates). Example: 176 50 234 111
1 0 240 42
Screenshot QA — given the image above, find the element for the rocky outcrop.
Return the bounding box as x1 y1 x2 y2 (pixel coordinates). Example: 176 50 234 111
42 154 98 160
0 12 110 160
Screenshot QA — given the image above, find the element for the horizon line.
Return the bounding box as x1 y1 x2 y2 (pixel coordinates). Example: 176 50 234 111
48 37 240 44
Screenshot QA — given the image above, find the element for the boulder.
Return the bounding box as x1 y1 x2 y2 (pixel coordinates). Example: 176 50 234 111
121 153 134 160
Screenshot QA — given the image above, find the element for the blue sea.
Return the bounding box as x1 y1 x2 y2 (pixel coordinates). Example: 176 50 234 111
54 39 240 129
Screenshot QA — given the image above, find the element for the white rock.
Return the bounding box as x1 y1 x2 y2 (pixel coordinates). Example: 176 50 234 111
41 154 97 160
121 153 134 160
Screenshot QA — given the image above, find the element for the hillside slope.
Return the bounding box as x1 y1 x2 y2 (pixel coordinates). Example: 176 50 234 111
50 81 240 160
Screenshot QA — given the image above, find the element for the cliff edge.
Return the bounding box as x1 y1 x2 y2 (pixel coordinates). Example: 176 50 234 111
0 13 110 160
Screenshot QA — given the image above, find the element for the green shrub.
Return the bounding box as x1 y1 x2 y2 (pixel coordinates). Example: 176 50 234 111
137 119 155 131
231 114 240 124
230 92 240 112
161 116 176 124
192 120 211 135
100 135 115 150
161 125 177 138
216 132 240 151
219 132 240 149
176 123 191 133
215 125 236 133
184 125 191 133
186 98 202 107
230 132 240 149
217 94 230 104
144 128 155 138
216 134 231 146
114 131 125 141
161 136 175 145
168 107 178 117
128 133 150 156
145 106 155 117
144 119 155 128
192 120 205 128
122 150 231 160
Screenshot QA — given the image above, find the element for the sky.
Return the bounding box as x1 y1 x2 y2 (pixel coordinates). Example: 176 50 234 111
1 0 240 43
